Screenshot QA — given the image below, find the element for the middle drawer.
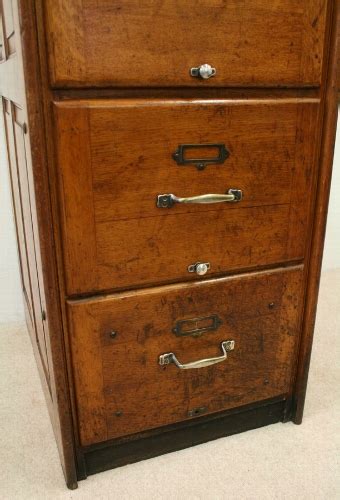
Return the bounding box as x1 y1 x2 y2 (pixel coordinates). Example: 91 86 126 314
54 98 319 295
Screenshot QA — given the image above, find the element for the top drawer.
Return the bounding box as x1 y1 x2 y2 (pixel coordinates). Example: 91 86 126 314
45 1 327 88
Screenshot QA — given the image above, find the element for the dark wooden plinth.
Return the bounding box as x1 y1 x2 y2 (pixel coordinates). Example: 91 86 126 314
79 398 286 480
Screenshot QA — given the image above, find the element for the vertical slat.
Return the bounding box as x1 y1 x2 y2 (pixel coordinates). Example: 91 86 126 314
53 104 98 294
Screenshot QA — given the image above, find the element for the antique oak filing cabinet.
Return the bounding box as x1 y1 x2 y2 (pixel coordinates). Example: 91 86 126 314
0 0 339 489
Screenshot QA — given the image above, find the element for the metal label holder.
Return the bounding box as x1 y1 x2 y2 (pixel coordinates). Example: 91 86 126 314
172 143 230 171
172 314 223 338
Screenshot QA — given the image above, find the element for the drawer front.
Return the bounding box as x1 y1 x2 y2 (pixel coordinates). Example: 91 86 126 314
54 99 318 295
67 266 303 446
45 1 327 88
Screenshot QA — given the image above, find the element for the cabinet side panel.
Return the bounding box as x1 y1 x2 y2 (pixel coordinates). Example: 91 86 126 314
293 0 339 422
3 98 35 329
0 0 78 489
2 98 51 382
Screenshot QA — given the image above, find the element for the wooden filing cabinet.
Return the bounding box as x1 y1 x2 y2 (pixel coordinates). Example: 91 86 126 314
0 0 338 489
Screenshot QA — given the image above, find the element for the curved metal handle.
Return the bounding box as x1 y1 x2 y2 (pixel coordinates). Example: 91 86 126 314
157 189 242 208
159 340 235 370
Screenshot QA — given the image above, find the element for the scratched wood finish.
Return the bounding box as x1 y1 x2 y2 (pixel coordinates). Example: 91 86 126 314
54 99 319 295
1 0 338 488
44 0 327 88
67 266 303 446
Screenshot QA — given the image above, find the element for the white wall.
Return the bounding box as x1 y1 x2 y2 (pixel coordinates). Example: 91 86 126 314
0 104 339 323
322 116 340 270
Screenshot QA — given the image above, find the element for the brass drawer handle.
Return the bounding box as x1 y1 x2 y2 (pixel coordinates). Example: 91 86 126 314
157 189 242 208
159 340 235 370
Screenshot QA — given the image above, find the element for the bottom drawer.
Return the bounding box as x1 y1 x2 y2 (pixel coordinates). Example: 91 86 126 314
67 266 303 446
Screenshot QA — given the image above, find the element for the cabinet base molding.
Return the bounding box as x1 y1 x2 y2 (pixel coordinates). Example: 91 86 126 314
79 398 286 480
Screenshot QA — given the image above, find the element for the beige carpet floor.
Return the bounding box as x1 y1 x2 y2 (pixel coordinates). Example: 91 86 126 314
0 269 339 500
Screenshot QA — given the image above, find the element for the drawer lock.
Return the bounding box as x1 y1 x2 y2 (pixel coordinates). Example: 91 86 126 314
190 64 216 79
188 262 210 276
188 406 207 418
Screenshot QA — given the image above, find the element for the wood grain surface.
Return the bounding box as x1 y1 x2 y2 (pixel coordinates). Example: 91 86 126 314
0 0 337 488
67 266 304 446
54 99 319 295
44 0 327 88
